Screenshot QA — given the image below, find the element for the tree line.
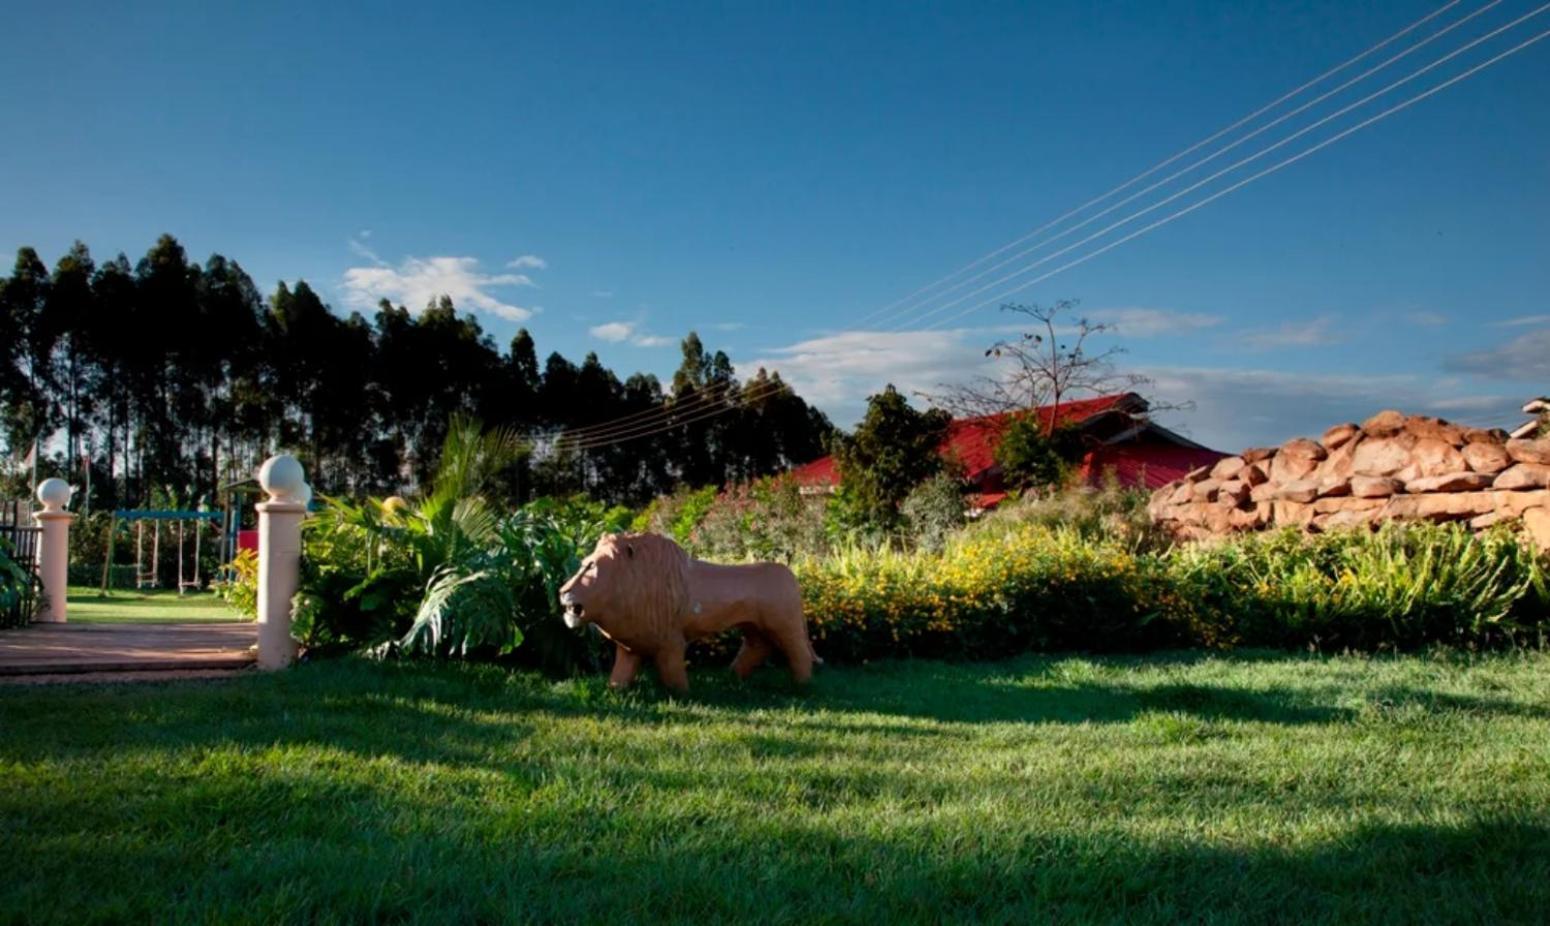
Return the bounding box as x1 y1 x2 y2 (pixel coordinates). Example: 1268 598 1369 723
0 234 833 510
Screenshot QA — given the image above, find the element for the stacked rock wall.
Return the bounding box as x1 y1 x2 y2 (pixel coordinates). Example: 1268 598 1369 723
1148 410 1550 545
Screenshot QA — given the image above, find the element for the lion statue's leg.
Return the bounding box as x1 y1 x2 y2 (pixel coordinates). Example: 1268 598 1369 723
768 617 815 685
653 640 690 693
609 646 642 689
730 628 772 679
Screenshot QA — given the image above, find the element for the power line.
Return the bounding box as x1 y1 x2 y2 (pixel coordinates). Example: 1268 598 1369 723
534 3 1550 453
919 19 1550 332
881 0 1503 331
848 0 1469 330
562 15 1550 451
903 2 1550 331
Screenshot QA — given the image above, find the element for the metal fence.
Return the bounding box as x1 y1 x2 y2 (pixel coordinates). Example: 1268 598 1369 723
0 499 41 628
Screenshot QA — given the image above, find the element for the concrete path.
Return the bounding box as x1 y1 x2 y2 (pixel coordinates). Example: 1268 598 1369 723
0 622 257 677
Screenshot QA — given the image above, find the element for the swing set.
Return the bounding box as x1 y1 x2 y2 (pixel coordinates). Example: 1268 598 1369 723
101 508 227 595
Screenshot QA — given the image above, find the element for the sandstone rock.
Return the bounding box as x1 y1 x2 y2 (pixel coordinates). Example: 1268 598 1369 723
1460 427 1505 444
1317 477 1352 498
1462 441 1511 475
1322 508 1380 531
1523 507 1550 552
1361 409 1408 437
1404 471 1494 493
1273 500 1314 526
1411 438 1466 477
1494 464 1550 491
1490 490 1550 517
1250 482 1278 504
1312 496 1385 514
1193 478 1222 502
1217 480 1250 507
1271 438 1327 482
1350 475 1403 498
1469 511 1507 530
1229 506 1269 530
1353 437 1417 478
1168 483 1194 505
1210 456 1246 480
1185 465 1212 482
1321 423 1362 450
1277 479 1320 504
1241 462 1270 486
1506 438 1550 465
1240 447 1276 464
1314 439 1359 483
1383 492 1495 523
1404 416 1466 446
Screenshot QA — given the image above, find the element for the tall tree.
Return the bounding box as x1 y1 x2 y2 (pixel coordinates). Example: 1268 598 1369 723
832 385 951 527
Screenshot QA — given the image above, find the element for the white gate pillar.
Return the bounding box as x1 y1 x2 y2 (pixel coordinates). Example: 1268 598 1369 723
255 455 310 670
33 478 74 623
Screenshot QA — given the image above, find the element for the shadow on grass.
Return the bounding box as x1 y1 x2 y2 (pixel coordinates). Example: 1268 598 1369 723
3 759 1545 925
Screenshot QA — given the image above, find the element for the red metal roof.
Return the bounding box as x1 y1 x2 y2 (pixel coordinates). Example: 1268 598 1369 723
789 393 1141 488
1076 443 1226 491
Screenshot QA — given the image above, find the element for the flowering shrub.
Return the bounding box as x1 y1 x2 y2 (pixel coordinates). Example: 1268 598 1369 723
790 520 1550 662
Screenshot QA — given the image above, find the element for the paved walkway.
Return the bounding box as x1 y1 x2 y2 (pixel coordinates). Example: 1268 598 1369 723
0 622 256 677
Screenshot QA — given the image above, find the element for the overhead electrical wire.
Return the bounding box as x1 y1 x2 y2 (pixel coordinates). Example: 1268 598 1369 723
537 2 1550 450
847 0 1470 330
898 2 1550 331
880 0 1505 332
539 2 1481 449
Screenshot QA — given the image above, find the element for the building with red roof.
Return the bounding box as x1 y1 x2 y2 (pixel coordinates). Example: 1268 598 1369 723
788 392 1224 510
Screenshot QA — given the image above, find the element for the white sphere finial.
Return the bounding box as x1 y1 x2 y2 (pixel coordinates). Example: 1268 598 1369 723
36 478 72 512
258 454 307 503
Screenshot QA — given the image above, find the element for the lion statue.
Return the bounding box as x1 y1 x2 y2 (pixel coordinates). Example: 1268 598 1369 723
558 532 819 692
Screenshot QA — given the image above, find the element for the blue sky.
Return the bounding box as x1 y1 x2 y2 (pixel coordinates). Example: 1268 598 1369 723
2 0 1547 450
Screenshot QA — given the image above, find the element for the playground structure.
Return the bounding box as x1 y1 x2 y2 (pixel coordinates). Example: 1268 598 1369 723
102 508 231 595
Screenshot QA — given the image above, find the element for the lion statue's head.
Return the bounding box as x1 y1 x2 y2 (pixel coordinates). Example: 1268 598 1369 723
558 532 689 637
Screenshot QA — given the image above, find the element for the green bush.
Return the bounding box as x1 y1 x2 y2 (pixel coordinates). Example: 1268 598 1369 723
0 535 40 629
689 476 828 562
900 472 967 553
794 519 1550 662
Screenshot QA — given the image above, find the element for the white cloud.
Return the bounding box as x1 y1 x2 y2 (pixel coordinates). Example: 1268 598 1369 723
588 320 675 348
347 234 385 267
710 321 747 332
1142 365 1519 450
1492 314 1550 328
1086 307 1222 337
1406 310 1449 327
742 328 998 425
343 255 537 321
592 289 615 299
1446 329 1550 381
1238 315 1341 351
508 254 547 270
589 321 634 342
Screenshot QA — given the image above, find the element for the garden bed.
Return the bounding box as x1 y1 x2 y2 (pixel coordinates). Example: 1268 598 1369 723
2 653 1547 923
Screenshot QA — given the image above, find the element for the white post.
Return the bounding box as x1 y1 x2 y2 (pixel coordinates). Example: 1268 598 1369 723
33 478 74 623
255 454 310 670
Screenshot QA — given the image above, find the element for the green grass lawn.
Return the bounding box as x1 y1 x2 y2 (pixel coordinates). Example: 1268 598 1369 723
65 585 244 622
2 652 1549 924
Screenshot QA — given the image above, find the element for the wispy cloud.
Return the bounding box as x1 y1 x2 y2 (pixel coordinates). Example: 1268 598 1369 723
709 321 747 332
1491 314 1550 328
592 289 615 299
588 320 675 348
1238 315 1340 351
343 254 538 321
1406 310 1449 327
742 328 998 425
347 233 386 267
1087 307 1222 337
1142 365 1519 450
507 254 547 270
1446 329 1550 381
